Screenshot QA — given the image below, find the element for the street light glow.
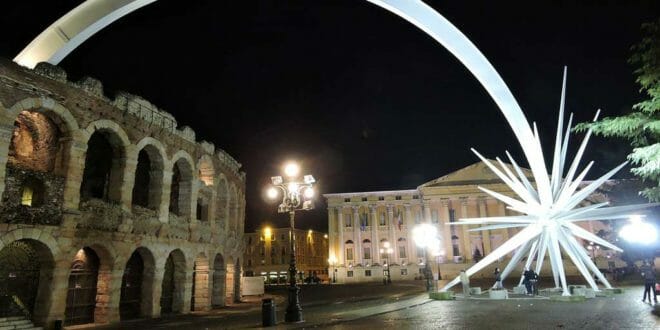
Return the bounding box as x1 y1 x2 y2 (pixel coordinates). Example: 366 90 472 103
304 187 314 199
412 223 438 248
267 187 278 199
288 182 299 193
619 217 657 244
284 162 300 177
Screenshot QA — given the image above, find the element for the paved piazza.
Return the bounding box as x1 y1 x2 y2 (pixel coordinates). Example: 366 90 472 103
92 280 659 330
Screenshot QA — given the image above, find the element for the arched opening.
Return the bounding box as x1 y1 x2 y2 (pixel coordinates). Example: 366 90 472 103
225 257 235 304
211 254 225 308
196 196 209 222
3 110 68 224
0 239 55 325
80 131 125 203
120 251 143 320
119 247 155 320
345 240 355 266
169 158 193 218
197 155 214 187
216 178 229 230
362 239 372 264
191 253 209 311
160 249 186 314
132 146 164 210
64 247 100 326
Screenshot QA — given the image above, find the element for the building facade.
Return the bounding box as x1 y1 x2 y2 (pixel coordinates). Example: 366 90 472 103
324 161 615 284
0 59 246 328
243 227 329 284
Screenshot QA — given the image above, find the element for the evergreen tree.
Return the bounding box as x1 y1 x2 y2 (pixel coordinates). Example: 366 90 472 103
575 19 660 202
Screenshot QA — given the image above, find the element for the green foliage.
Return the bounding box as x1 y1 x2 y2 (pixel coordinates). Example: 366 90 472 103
575 19 660 202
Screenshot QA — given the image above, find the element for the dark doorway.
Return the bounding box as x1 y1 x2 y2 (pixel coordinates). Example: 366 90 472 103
65 248 100 326
120 251 144 320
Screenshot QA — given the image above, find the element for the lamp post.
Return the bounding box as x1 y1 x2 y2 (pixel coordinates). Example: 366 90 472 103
266 162 315 323
380 242 393 284
328 256 337 283
412 224 438 292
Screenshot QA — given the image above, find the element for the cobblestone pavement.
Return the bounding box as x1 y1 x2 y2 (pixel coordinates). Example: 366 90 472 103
91 281 659 330
327 285 660 330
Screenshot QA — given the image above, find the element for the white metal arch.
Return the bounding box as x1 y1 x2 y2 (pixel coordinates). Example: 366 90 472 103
14 0 157 69
14 1 547 197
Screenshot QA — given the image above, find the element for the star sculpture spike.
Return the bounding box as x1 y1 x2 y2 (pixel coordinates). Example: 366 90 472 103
441 69 658 296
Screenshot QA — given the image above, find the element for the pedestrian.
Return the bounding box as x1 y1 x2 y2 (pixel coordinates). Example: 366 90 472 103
530 269 539 295
641 260 658 303
493 267 503 290
460 269 470 297
522 268 533 295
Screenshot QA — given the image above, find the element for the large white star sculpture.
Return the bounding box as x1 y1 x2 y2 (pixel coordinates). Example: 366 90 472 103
440 69 657 296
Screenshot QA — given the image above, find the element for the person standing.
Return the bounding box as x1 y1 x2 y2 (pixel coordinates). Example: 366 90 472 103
493 267 503 290
641 261 658 303
460 269 470 297
523 268 533 295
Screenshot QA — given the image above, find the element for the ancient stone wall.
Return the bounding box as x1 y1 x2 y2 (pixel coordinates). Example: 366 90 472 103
0 58 247 329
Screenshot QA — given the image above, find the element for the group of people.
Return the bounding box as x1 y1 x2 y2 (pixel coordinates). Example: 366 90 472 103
640 260 658 304
522 268 540 295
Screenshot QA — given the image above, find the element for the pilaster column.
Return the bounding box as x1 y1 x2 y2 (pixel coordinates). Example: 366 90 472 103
441 199 453 258
62 139 88 210
337 208 345 265
478 197 492 255
460 198 472 261
387 205 396 263
353 206 361 265
404 204 414 260
120 145 138 212
370 205 379 264
423 201 432 224
158 169 173 223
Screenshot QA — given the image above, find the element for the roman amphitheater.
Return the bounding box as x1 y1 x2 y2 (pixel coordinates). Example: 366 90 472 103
0 58 246 328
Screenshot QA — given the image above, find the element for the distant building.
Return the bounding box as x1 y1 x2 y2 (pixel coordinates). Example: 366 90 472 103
243 227 329 283
324 161 617 284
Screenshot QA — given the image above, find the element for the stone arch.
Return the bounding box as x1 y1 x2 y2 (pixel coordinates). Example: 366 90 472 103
120 247 156 320
7 97 79 134
64 243 116 326
160 249 186 314
211 253 226 307
132 138 166 210
79 120 130 203
197 154 215 187
169 151 195 219
0 238 55 327
191 252 210 311
196 186 213 223
216 175 229 231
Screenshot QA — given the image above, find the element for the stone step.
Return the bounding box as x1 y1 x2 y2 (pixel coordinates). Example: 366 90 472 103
0 318 23 324
0 319 30 327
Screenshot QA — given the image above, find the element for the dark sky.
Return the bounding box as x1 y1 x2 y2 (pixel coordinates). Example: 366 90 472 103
1 1 658 233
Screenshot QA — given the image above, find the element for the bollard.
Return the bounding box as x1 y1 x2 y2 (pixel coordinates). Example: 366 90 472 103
262 298 276 327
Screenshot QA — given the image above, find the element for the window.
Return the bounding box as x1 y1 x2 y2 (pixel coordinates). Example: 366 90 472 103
395 195 402 200
21 185 34 206
449 208 456 222
401 269 408 276
361 197 367 202
361 213 369 227
260 246 265 256
248 237 253 245
346 248 354 261
344 198 351 202
399 246 407 259
432 210 439 224
413 195 419 199
378 196 384 201
281 234 286 240
363 247 371 260
379 213 386 226
346 214 352 227
20 178 44 207
365 270 372 277
347 271 354 277
415 211 422 224
247 259 252 266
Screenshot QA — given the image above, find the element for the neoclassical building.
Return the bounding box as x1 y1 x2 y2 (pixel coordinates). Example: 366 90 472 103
0 58 246 328
243 227 329 284
324 161 613 284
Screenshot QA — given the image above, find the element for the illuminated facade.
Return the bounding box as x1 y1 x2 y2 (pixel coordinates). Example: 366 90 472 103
324 161 619 284
243 227 329 284
0 59 246 328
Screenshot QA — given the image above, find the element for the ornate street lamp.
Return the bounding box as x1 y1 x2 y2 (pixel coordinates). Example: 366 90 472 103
328 256 337 283
266 162 315 323
413 224 438 292
380 242 393 284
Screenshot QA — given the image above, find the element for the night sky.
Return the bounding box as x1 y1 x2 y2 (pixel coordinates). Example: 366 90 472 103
1 1 658 233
